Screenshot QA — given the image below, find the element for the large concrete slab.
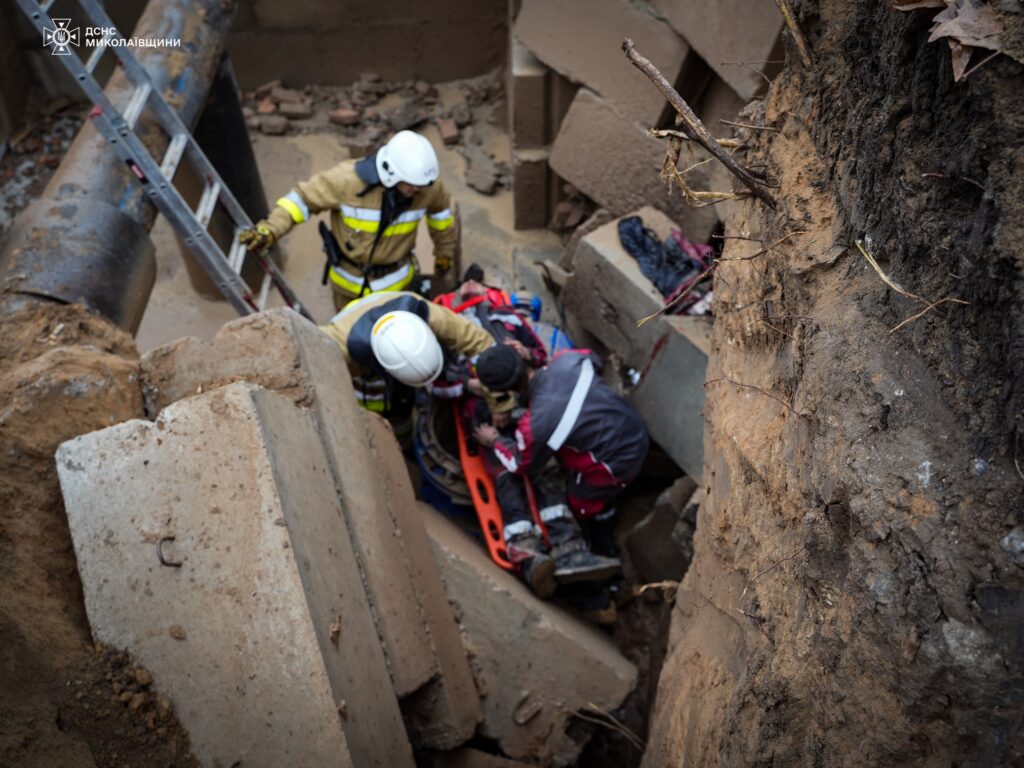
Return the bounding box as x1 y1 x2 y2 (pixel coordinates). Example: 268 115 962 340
140 309 480 748
561 206 677 369
363 413 483 748
650 0 783 101
420 505 637 767
549 89 720 242
628 315 711 478
515 0 687 127
56 382 414 768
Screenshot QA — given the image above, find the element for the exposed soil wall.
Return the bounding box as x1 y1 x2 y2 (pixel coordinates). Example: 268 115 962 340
644 1 1024 765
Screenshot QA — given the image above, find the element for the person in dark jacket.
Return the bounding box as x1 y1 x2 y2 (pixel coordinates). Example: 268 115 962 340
473 345 648 580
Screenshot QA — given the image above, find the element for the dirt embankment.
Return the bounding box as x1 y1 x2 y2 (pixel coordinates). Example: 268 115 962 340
0 300 199 766
644 1 1023 765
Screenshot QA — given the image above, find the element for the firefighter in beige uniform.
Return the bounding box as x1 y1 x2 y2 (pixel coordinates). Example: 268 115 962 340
319 290 494 442
240 131 457 309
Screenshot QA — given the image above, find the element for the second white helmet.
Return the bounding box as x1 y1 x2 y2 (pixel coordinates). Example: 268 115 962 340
370 310 444 387
376 130 439 188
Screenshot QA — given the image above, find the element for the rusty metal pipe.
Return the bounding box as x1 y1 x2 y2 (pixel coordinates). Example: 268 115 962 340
0 0 236 333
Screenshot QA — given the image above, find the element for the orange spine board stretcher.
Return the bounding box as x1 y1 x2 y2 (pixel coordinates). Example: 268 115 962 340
453 408 547 571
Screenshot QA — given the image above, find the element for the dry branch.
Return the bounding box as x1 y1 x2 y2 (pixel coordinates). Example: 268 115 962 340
717 231 805 261
773 0 815 69
704 377 798 417
575 704 644 750
854 239 969 331
650 128 744 149
720 119 779 132
623 38 777 209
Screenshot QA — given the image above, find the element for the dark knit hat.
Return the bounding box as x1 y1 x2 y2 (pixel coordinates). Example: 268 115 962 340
475 344 525 391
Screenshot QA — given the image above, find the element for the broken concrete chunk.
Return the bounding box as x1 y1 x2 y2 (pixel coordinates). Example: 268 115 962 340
560 206 675 369
269 85 303 104
628 315 711 479
57 382 414 768
550 89 720 243
466 166 499 195
421 506 637 766
278 100 313 119
258 115 289 135
515 0 689 126
140 309 480 749
451 102 473 129
256 97 276 115
625 476 698 583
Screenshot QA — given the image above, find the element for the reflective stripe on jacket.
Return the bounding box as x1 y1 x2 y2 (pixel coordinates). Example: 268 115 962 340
265 159 457 272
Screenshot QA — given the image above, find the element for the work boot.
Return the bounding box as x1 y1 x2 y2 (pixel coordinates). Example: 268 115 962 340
584 508 619 557
545 511 621 585
507 533 556 598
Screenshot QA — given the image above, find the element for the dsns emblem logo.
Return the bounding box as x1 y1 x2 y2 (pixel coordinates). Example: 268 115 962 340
43 19 80 56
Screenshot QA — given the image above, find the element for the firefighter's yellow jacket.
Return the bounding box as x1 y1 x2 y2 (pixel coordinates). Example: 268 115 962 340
264 158 457 295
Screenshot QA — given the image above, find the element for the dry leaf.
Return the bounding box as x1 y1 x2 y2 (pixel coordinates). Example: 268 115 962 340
928 0 1003 49
329 615 342 645
896 0 1008 80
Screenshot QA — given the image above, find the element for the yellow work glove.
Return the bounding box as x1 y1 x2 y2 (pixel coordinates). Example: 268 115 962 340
239 223 275 253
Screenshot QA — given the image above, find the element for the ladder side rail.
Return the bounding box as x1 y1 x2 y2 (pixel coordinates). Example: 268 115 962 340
90 110 259 315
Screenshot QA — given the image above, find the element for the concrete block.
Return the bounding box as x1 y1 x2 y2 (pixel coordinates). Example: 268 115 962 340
561 206 678 369
56 382 414 768
509 36 548 149
628 315 711 479
363 414 483 749
625 476 698 583
515 0 687 126
140 309 480 748
420 505 637 767
650 0 783 101
512 148 551 230
549 89 720 243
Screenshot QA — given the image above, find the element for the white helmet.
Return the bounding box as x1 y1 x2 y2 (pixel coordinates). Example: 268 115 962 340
370 310 444 387
376 130 439 188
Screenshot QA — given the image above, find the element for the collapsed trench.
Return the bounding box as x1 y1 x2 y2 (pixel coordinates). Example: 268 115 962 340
0 5 706 766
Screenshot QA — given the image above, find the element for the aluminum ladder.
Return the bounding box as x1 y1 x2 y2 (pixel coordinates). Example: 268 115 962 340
14 0 313 321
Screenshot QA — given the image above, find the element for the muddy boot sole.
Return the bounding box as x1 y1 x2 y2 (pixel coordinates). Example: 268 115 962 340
554 557 622 585
524 555 556 598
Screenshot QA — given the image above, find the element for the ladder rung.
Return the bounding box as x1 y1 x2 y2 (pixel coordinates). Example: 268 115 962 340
257 272 273 310
228 236 247 273
195 180 221 228
123 83 151 130
84 39 108 74
160 133 188 178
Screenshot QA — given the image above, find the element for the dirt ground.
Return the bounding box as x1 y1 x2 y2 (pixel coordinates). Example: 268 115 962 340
643 1 1024 765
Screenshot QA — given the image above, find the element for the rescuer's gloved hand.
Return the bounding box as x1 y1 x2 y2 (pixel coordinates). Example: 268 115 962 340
434 253 452 275
239 223 275 252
